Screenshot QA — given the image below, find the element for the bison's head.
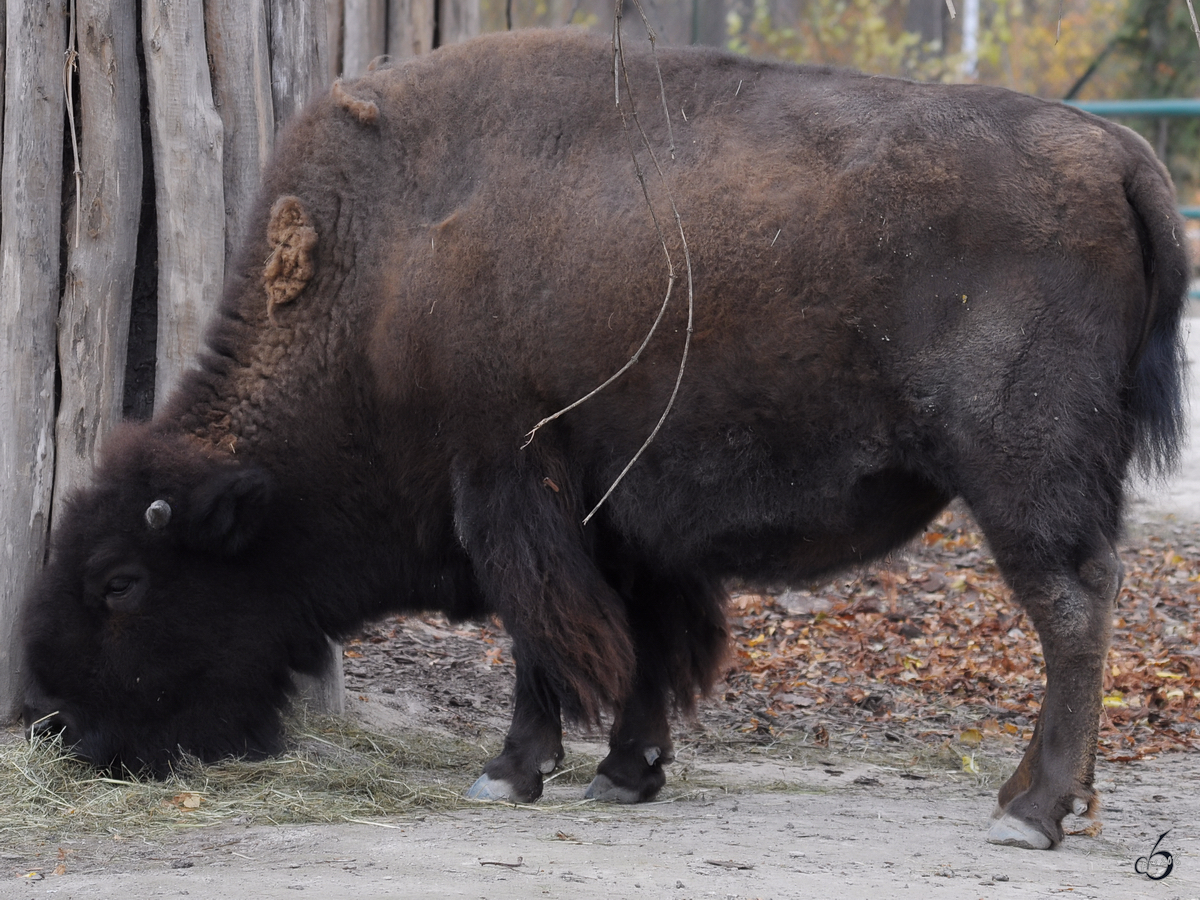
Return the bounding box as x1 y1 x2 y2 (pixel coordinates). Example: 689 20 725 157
21 430 330 774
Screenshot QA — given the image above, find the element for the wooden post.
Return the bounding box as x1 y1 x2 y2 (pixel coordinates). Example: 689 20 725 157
53 0 143 521
141 0 225 402
268 0 330 132
326 0 344 80
205 0 275 259
437 0 479 46
388 0 435 61
0 0 67 720
343 0 386 77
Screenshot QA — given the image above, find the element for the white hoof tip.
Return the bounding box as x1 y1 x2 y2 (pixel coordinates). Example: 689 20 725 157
1071 797 1088 816
987 814 1052 850
466 774 517 802
584 774 641 803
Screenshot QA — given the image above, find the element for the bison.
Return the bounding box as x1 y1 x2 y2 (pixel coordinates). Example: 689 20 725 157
20 28 1188 851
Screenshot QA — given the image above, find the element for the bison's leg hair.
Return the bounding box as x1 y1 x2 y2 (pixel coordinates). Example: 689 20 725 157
467 657 564 802
985 534 1120 849
585 671 673 802
451 454 635 721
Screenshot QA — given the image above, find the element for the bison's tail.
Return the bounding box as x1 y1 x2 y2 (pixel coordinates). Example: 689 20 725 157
1124 154 1190 479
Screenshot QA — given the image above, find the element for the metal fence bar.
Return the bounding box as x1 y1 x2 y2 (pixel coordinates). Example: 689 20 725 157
1066 99 1200 117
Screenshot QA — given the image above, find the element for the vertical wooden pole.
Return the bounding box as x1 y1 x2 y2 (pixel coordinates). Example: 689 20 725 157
437 0 479 46
268 0 330 132
343 0 386 77
53 0 143 520
387 0 435 61
205 0 275 260
326 0 344 80
0 0 67 719
141 0 225 402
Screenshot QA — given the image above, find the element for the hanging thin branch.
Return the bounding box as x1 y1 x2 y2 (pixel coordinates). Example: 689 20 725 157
63 0 82 247
522 0 696 528
1186 0 1200 52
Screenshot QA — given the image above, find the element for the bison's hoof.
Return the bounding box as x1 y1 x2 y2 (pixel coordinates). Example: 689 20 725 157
986 812 1053 850
584 773 645 803
466 774 521 802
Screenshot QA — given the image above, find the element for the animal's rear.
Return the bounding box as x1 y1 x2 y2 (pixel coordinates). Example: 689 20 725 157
1121 140 1190 477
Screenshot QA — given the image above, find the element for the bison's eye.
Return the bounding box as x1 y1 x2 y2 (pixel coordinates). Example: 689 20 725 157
103 572 144 612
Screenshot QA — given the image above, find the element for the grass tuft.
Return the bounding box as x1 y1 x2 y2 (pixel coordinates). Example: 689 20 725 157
0 712 504 843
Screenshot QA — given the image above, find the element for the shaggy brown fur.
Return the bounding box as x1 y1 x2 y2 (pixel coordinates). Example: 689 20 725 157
263 196 318 318
330 79 379 126
22 29 1187 847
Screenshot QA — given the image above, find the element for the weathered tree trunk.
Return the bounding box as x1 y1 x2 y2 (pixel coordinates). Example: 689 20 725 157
268 0 330 132
53 0 144 523
0 0 67 720
326 0 344 81
205 0 275 260
388 0 435 61
343 0 386 77
439 0 480 46
438 0 480 46
141 0 225 402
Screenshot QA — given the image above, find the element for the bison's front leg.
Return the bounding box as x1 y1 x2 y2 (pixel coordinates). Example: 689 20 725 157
586 673 673 803
468 657 564 802
987 539 1120 849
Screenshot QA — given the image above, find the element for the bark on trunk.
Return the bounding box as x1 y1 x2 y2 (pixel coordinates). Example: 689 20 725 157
205 0 275 260
438 0 479 46
388 0 434 61
268 0 330 131
0 0 67 719
342 0 386 77
141 0 225 402
53 0 143 522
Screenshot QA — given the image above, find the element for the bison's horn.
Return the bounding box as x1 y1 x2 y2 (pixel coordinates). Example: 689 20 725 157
144 499 172 530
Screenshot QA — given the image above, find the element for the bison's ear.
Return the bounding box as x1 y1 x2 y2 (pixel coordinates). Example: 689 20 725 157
186 467 274 556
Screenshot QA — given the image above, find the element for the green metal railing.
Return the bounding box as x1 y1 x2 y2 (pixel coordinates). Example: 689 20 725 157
1067 98 1200 118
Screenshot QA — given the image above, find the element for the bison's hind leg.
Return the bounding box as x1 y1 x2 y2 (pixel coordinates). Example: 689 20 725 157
586 567 729 803
977 522 1121 849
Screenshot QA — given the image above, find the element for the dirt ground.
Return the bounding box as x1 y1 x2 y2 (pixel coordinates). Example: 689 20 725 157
4 723 1198 899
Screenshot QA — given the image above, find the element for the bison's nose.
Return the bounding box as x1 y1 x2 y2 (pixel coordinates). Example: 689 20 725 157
23 704 64 739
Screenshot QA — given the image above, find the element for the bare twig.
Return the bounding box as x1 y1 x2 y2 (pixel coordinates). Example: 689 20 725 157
525 0 695 528
944 0 957 19
63 0 82 248
580 1 693 526
1186 0 1200 52
480 856 524 868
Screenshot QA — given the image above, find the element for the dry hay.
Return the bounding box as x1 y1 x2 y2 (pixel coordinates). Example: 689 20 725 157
0 712 527 843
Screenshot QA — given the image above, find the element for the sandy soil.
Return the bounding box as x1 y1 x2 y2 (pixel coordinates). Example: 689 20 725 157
6 726 1198 899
